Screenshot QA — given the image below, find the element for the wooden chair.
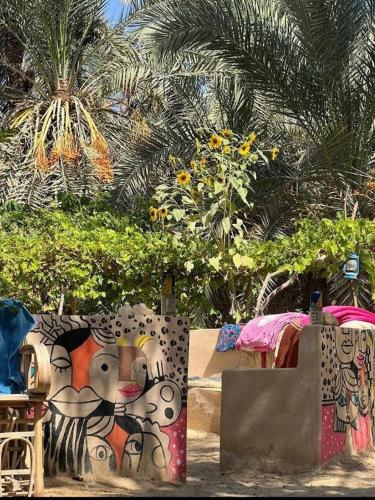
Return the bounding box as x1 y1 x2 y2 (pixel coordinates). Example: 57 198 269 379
0 343 51 497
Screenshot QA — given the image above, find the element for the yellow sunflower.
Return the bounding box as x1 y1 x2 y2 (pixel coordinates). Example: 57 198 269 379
149 207 158 222
177 170 191 186
366 181 375 191
248 132 257 144
159 207 168 218
239 142 251 157
208 134 223 149
271 146 280 161
220 128 233 139
200 158 207 167
223 145 231 155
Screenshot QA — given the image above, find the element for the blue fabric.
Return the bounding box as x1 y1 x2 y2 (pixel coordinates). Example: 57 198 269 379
0 299 36 394
215 323 243 352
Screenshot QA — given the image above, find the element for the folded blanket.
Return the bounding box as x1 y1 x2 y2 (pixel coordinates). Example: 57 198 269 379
274 322 301 368
323 306 375 326
235 312 309 352
0 299 36 394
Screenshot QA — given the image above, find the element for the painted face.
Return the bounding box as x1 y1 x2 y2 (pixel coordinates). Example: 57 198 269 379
335 367 359 426
117 345 148 403
87 435 115 475
120 420 171 480
124 380 182 427
48 328 119 417
353 330 367 370
335 328 356 365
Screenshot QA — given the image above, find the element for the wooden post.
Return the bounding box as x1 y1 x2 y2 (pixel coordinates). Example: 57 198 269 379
33 403 43 496
69 296 77 315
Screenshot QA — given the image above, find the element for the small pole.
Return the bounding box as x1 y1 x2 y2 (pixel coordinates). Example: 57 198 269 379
352 280 358 308
58 292 64 315
33 403 44 496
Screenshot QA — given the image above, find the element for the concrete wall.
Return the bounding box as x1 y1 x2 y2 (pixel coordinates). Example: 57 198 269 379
27 314 189 482
220 325 375 472
187 329 273 434
188 329 273 378
220 326 321 470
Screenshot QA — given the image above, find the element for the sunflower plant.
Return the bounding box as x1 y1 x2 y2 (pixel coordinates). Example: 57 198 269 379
151 129 276 244
150 129 278 320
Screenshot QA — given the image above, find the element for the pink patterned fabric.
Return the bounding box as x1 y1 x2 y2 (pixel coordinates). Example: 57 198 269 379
323 305 375 325
235 312 309 352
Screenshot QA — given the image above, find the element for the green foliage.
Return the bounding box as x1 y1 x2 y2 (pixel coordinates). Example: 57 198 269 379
1 201 375 326
0 204 216 319
232 217 373 277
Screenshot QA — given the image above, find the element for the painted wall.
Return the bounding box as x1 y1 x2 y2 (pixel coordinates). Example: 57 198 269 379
320 326 374 461
26 314 189 482
220 325 375 472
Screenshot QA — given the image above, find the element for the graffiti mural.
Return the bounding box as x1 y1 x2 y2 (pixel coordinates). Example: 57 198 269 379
320 325 374 462
26 314 189 482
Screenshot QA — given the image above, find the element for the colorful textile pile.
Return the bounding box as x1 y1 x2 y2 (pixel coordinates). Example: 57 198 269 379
219 305 375 368
215 323 244 352
235 312 309 352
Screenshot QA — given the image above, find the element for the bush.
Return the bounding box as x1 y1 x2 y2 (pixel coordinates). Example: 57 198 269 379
1 200 375 326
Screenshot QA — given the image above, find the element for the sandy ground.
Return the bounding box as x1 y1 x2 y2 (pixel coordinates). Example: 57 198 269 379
44 429 375 497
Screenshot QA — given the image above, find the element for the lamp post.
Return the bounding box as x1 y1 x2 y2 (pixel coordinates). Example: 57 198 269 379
343 252 360 307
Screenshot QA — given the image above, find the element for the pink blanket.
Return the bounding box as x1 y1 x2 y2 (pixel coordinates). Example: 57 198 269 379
323 306 375 325
236 306 375 353
235 312 309 352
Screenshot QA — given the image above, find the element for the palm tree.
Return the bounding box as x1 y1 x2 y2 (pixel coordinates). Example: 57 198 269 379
129 0 375 215
0 0 141 206
123 0 375 315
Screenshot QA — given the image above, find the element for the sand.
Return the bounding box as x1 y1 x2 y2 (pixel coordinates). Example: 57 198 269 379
44 429 375 497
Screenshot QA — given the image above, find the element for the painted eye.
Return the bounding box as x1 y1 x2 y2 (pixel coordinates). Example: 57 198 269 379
51 357 71 369
338 394 347 407
89 444 113 462
351 394 360 406
101 364 109 372
126 439 142 455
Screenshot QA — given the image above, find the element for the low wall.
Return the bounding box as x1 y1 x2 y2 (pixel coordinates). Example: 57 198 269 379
220 325 375 471
27 314 189 482
187 329 273 434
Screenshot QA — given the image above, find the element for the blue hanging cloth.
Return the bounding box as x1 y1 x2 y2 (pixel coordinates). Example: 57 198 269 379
0 299 36 394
